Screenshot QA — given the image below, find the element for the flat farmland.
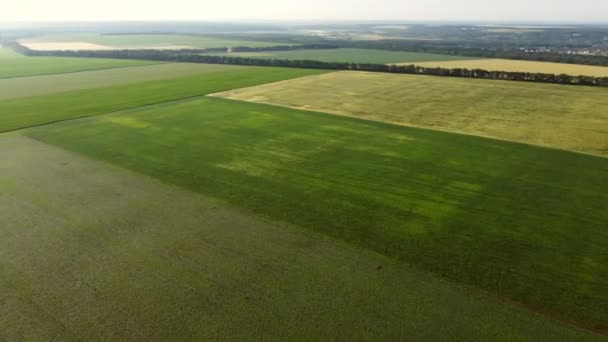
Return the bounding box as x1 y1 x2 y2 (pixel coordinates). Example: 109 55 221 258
0 67 327 132
0 47 156 78
2 134 599 340
410 58 608 77
214 71 608 156
27 96 608 331
205 48 477 64
0 63 243 101
21 34 290 50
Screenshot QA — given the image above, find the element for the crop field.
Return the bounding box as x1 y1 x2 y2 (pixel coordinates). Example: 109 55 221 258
214 71 608 156
0 63 244 101
21 33 290 49
2 46 608 340
410 58 608 77
206 48 477 64
23 96 608 333
0 47 155 78
3 134 600 340
0 67 326 132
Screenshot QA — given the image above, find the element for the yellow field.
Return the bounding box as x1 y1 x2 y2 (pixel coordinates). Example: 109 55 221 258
400 58 608 77
213 71 608 156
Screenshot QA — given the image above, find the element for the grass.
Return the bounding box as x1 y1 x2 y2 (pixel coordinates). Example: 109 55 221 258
0 63 242 101
206 48 477 64
411 58 608 77
214 71 608 156
21 33 290 49
0 67 327 132
0 47 155 78
1 134 600 341
27 96 608 332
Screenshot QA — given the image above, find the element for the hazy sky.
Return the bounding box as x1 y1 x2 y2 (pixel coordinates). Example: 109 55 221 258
1 0 607 23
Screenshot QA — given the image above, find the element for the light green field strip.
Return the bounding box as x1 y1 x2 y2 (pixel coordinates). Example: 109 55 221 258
0 67 327 132
0 63 243 101
21 33 290 49
410 58 608 77
205 48 477 64
0 47 156 78
0 134 602 341
213 71 608 156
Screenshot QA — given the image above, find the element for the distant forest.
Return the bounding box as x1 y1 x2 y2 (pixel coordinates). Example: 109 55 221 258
203 33 608 67
339 40 608 67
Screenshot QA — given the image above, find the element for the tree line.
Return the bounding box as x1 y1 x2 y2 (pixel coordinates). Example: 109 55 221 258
339 40 608 67
8 42 608 87
170 33 608 67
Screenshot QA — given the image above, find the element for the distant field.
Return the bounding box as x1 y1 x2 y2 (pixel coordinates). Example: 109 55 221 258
27 96 608 331
0 47 155 78
0 67 326 132
21 34 291 50
410 58 608 77
215 71 608 156
2 134 598 340
207 48 476 64
0 63 242 101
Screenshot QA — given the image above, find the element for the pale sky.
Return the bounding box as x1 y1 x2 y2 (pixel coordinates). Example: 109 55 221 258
1 0 607 23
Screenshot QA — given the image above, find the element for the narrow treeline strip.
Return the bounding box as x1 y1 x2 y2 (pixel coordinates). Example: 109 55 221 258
338 40 608 67
8 42 608 87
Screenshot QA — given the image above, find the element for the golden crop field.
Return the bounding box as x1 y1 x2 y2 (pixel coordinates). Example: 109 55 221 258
402 58 608 77
213 71 608 156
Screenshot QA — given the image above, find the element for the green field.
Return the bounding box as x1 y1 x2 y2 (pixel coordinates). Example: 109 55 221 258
2 134 600 340
22 33 290 49
0 63 243 101
0 47 155 78
215 71 608 156
2 46 608 339
25 96 608 332
0 67 326 132
206 48 476 64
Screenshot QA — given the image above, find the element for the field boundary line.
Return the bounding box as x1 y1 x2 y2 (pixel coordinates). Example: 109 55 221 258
211 96 608 160
0 70 331 134
0 62 169 80
0 94 208 135
0 70 329 135
206 71 338 98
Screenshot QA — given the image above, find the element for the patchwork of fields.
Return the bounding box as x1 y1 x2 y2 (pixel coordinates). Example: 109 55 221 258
0 67 326 132
214 71 608 156
25 96 608 332
1 48 608 339
0 47 156 78
0 63 244 101
410 58 608 77
205 48 477 64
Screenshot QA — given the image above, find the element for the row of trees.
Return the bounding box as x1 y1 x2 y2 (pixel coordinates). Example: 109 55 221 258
341 40 608 67
9 42 608 87
198 34 608 67
230 44 339 53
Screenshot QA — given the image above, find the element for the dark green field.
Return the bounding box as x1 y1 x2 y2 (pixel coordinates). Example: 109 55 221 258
4 134 599 340
27 96 608 332
0 67 326 132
